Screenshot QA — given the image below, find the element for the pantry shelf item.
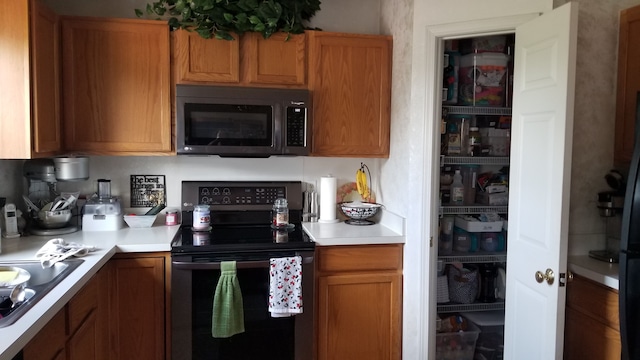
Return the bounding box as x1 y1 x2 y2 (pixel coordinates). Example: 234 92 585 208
339 201 383 225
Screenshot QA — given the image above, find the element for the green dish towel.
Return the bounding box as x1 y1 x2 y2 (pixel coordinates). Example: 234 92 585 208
212 261 245 338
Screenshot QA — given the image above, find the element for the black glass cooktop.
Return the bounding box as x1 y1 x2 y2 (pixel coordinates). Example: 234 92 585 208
171 222 314 254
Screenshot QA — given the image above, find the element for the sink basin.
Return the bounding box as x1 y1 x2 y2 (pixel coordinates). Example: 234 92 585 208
0 259 84 327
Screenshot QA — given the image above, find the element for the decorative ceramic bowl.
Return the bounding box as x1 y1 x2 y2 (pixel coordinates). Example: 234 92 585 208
339 201 382 225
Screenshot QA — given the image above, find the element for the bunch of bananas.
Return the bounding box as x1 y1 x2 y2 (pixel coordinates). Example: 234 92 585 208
356 163 371 201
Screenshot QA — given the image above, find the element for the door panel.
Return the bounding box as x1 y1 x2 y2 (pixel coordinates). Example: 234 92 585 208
504 3 578 359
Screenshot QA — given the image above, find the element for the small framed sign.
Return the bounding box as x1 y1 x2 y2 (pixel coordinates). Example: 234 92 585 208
130 175 166 207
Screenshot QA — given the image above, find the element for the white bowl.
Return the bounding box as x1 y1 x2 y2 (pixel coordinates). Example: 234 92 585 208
123 215 157 228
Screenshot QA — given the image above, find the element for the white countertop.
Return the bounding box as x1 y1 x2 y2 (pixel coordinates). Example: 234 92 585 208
568 255 619 290
302 220 404 246
0 224 179 360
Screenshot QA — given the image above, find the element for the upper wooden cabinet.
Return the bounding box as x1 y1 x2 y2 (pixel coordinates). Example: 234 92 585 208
61 17 172 155
0 0 62 159
173 30 306 87
307 31 392 157
615 5 640 167
316 244 403 360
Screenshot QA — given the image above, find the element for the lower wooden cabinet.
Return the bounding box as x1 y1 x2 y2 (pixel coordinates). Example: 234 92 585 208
316 244 403 360
564 274 621 360
100 253 169 360
23 252 169 360
23 271 105 360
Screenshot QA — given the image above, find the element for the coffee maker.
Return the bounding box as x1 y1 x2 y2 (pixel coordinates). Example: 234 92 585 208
589 170 626 263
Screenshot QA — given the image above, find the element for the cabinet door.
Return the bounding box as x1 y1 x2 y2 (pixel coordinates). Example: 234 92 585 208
23 308 67 360
614 5 640 167
62 17 172 154
308 31 392 157
173 29 240 84
317 272 402 360
243 32 306 86
103 255 166 360
30 0 62 156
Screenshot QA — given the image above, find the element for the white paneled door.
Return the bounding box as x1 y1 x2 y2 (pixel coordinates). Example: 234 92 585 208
505 2 578 359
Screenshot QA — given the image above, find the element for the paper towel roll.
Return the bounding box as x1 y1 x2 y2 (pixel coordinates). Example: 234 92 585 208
319 175 339 223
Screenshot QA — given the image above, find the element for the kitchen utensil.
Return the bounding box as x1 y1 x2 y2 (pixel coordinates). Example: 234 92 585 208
22 195 39 212
50 199 65 212
339 201 383 225
52 194 76 211
9 284 26 308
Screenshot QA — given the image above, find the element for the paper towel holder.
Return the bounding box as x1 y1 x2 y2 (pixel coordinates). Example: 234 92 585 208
318 175 340 223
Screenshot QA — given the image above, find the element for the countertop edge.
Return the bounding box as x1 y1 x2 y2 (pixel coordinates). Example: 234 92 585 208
568 255 619 290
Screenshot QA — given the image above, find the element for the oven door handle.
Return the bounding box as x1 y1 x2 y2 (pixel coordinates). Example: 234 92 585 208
172 254 314 270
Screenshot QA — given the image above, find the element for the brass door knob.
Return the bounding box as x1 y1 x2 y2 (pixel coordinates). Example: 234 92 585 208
535 268 555 285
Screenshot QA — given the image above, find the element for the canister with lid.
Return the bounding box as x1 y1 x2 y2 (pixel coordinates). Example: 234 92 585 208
193 205 210 230
165 209 179 226
272 198 289 228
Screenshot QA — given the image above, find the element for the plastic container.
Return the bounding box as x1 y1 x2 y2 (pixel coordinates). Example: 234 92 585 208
435 321 481 360
439 216 455 255
459 52 509 106
451 170 464 205
468 127 482 156
453 227 471 252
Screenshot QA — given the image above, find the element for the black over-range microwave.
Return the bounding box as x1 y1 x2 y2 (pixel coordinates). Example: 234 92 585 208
176 85 312 157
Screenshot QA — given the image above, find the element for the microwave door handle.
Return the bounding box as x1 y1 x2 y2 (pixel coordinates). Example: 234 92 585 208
172 254 314 270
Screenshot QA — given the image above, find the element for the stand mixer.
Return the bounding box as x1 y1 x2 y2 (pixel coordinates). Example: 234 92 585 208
23 158 88 236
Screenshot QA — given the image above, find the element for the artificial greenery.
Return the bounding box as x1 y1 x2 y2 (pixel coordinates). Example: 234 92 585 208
135 0 321 40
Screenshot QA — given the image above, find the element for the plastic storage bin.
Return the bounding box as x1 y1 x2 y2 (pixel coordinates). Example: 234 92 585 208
435 321 481 360
459 53 509 106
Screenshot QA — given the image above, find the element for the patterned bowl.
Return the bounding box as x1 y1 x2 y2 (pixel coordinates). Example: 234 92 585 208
339 201 382 221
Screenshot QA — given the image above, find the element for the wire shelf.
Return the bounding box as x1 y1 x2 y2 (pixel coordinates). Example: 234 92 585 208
441 156 510 166
441 206 508 215
439 253 507 263
437 300 505 313
443 106 512 116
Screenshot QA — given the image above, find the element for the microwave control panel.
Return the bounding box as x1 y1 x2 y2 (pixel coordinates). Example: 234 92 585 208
286 107 307 147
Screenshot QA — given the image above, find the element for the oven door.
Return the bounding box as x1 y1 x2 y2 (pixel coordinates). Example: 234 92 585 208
171 249 314 360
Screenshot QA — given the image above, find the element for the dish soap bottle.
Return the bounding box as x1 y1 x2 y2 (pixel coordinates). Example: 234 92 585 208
451 170 464 205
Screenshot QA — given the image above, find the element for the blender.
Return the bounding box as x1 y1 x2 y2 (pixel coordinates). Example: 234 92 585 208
589 170 626 263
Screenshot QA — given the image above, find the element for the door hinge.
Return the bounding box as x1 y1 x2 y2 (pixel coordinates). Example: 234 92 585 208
430 236 433 248
559 272 566 287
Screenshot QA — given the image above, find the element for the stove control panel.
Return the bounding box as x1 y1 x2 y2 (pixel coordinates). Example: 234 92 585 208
198 186 286 206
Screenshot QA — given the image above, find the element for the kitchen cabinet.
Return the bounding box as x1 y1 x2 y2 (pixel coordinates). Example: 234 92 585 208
564 274 621 360
0 0 62 159
61 17 172 155
23 271 106 360
307 31 392 157
614 4 640 168
100 253 169 360
173 30 306 87
316 244 402 360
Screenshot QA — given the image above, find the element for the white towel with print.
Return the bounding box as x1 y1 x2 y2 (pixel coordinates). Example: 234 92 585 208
268 256 303 317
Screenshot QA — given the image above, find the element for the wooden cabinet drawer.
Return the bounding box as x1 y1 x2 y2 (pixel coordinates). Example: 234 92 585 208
317 244 402 273
67 273 98 335
566 274 619 330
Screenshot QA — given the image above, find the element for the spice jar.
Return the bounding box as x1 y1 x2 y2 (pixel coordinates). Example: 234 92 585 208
272 198 289 228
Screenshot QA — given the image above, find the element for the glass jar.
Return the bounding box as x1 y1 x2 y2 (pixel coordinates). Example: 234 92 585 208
165 209 179 226
272 198 289 228
193 205 210 230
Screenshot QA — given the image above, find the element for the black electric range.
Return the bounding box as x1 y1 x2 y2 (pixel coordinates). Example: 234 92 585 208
171 181 315 255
